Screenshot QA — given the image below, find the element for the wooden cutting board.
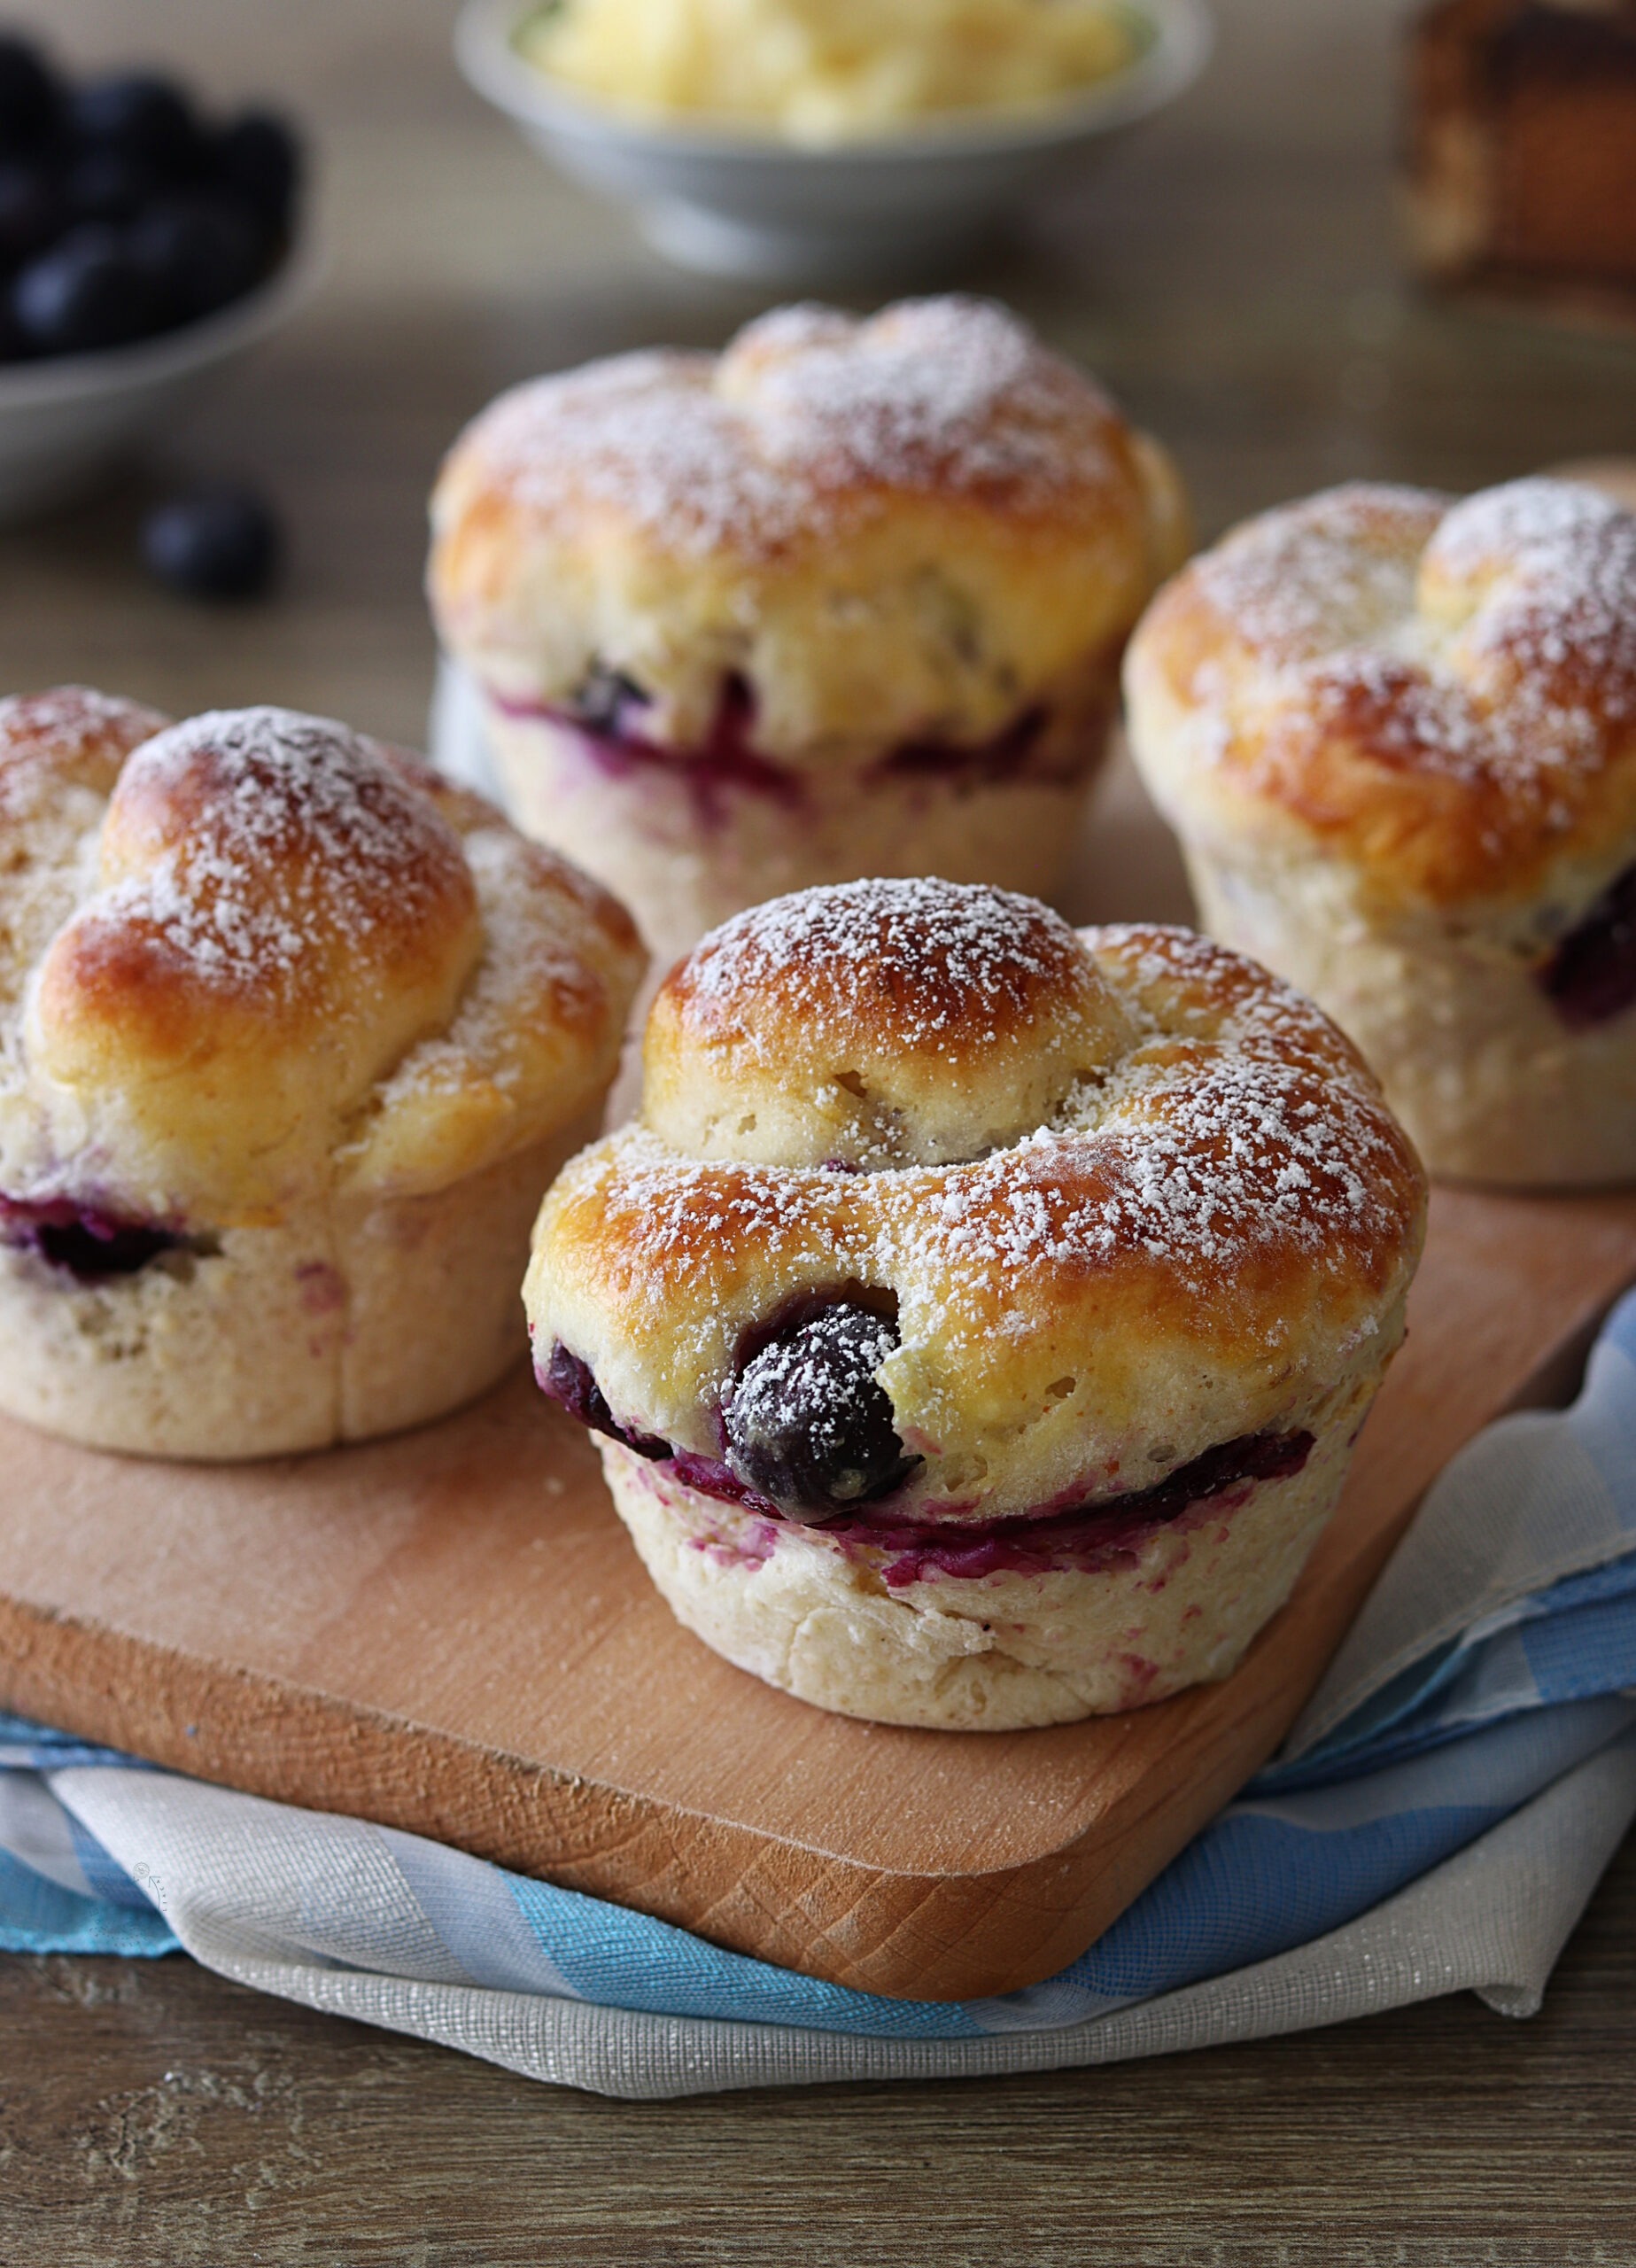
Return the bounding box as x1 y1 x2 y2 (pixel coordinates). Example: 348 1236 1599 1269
2 1188 1634 2003
4 750 1636 2003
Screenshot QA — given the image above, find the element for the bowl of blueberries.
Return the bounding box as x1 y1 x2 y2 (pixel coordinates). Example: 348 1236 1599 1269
0 32 310 523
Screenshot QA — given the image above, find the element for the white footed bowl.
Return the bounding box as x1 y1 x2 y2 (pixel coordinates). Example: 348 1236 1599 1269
0 248 319 524
455 0 1213 284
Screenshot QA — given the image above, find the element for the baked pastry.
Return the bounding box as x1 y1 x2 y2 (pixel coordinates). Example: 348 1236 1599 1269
0 689 644 1458
1405 0 1636 319
427 296 1188 966
524 879 1425 1731
1123 477 1636 1185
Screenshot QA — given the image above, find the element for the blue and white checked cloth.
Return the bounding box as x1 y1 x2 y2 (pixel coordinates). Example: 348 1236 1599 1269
7 1290 1636 2099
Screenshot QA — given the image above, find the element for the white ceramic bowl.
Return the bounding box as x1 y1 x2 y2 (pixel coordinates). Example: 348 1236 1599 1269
456 0 1213 284
0 247 320 524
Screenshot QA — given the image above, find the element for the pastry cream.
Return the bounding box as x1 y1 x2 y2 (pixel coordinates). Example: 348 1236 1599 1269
516 0 1144 144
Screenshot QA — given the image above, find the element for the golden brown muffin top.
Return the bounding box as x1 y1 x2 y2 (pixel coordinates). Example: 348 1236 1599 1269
1125 478 1636 912
644 879 1135 1169
2 692 645 1225
528 883 1425 1525
430 297 1188 759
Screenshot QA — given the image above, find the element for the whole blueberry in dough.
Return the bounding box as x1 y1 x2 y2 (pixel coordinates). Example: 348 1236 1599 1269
725 1303 917 1513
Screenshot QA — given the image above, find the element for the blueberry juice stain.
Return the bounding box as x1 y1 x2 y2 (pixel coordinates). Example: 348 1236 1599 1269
0 1195 185 1281
824 1428 1314 1588
500 670 802 827
539 1317 1313 1587
537 1341 669 1459
1540 864 1636 1031
539 1298 920 1516
499 668 1074 823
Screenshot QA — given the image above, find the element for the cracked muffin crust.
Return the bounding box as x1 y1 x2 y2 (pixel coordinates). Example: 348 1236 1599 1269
1124 477 1636 1184
0 689 644 1457
524 878 1425 1728
428 296 1187 963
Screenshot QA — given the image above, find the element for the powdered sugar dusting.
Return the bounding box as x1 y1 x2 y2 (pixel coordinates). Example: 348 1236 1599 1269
1301 652 1497 781
362 827 607 1114
103 707 469 996
579 1130 857 1297
1196 484 1444 660
922 925 1401 1288
0 686 165 819
927 1051 1384 1287
1432 474 1627 579
730 297 1114 505
1430 478 1636 723
455 297 1120 557
683 876 1082 1055
1190 478 1636 814
471 349 787 555
581 921 1415 1324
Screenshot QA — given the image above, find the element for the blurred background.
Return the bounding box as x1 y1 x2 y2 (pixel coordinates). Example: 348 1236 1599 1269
2 0 1632 748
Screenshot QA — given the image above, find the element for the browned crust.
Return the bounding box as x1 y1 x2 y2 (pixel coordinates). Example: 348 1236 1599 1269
374 740 646 997
6 693 645 1224
654 882 1107 1081
430 303 1159 577
0 686 170 819
622 926 1418 1304
531 913 1427 1500
35 710 484 1086
423 303 1190 778
1125 478 1636 906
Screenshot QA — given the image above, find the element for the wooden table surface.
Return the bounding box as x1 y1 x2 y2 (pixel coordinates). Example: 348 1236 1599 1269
4 1 1636 2260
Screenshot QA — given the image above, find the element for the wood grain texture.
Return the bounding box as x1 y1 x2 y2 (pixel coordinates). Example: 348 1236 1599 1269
5 1837 1636 2268
4 1181 1634 2000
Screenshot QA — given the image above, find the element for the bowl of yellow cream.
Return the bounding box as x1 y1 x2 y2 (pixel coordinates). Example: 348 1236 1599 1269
456 0 1212 280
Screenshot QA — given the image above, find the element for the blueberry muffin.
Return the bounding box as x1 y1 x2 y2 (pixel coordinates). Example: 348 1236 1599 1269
523 878 1425 1729
1125 477 1636 1184
0 689 644 1457
428 296 1188 965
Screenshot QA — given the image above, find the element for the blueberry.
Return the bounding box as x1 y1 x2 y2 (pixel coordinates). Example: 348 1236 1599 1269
141 486 281 601
572 664 649 737
0 163 62 268
35 1216 180 1282
69 74 200 181
0 37 62 153
67 144 161 224
128 196 267 324
211 110 300 232
725 1303 920 1513
12 225 158 354
1540 863 1636 1031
